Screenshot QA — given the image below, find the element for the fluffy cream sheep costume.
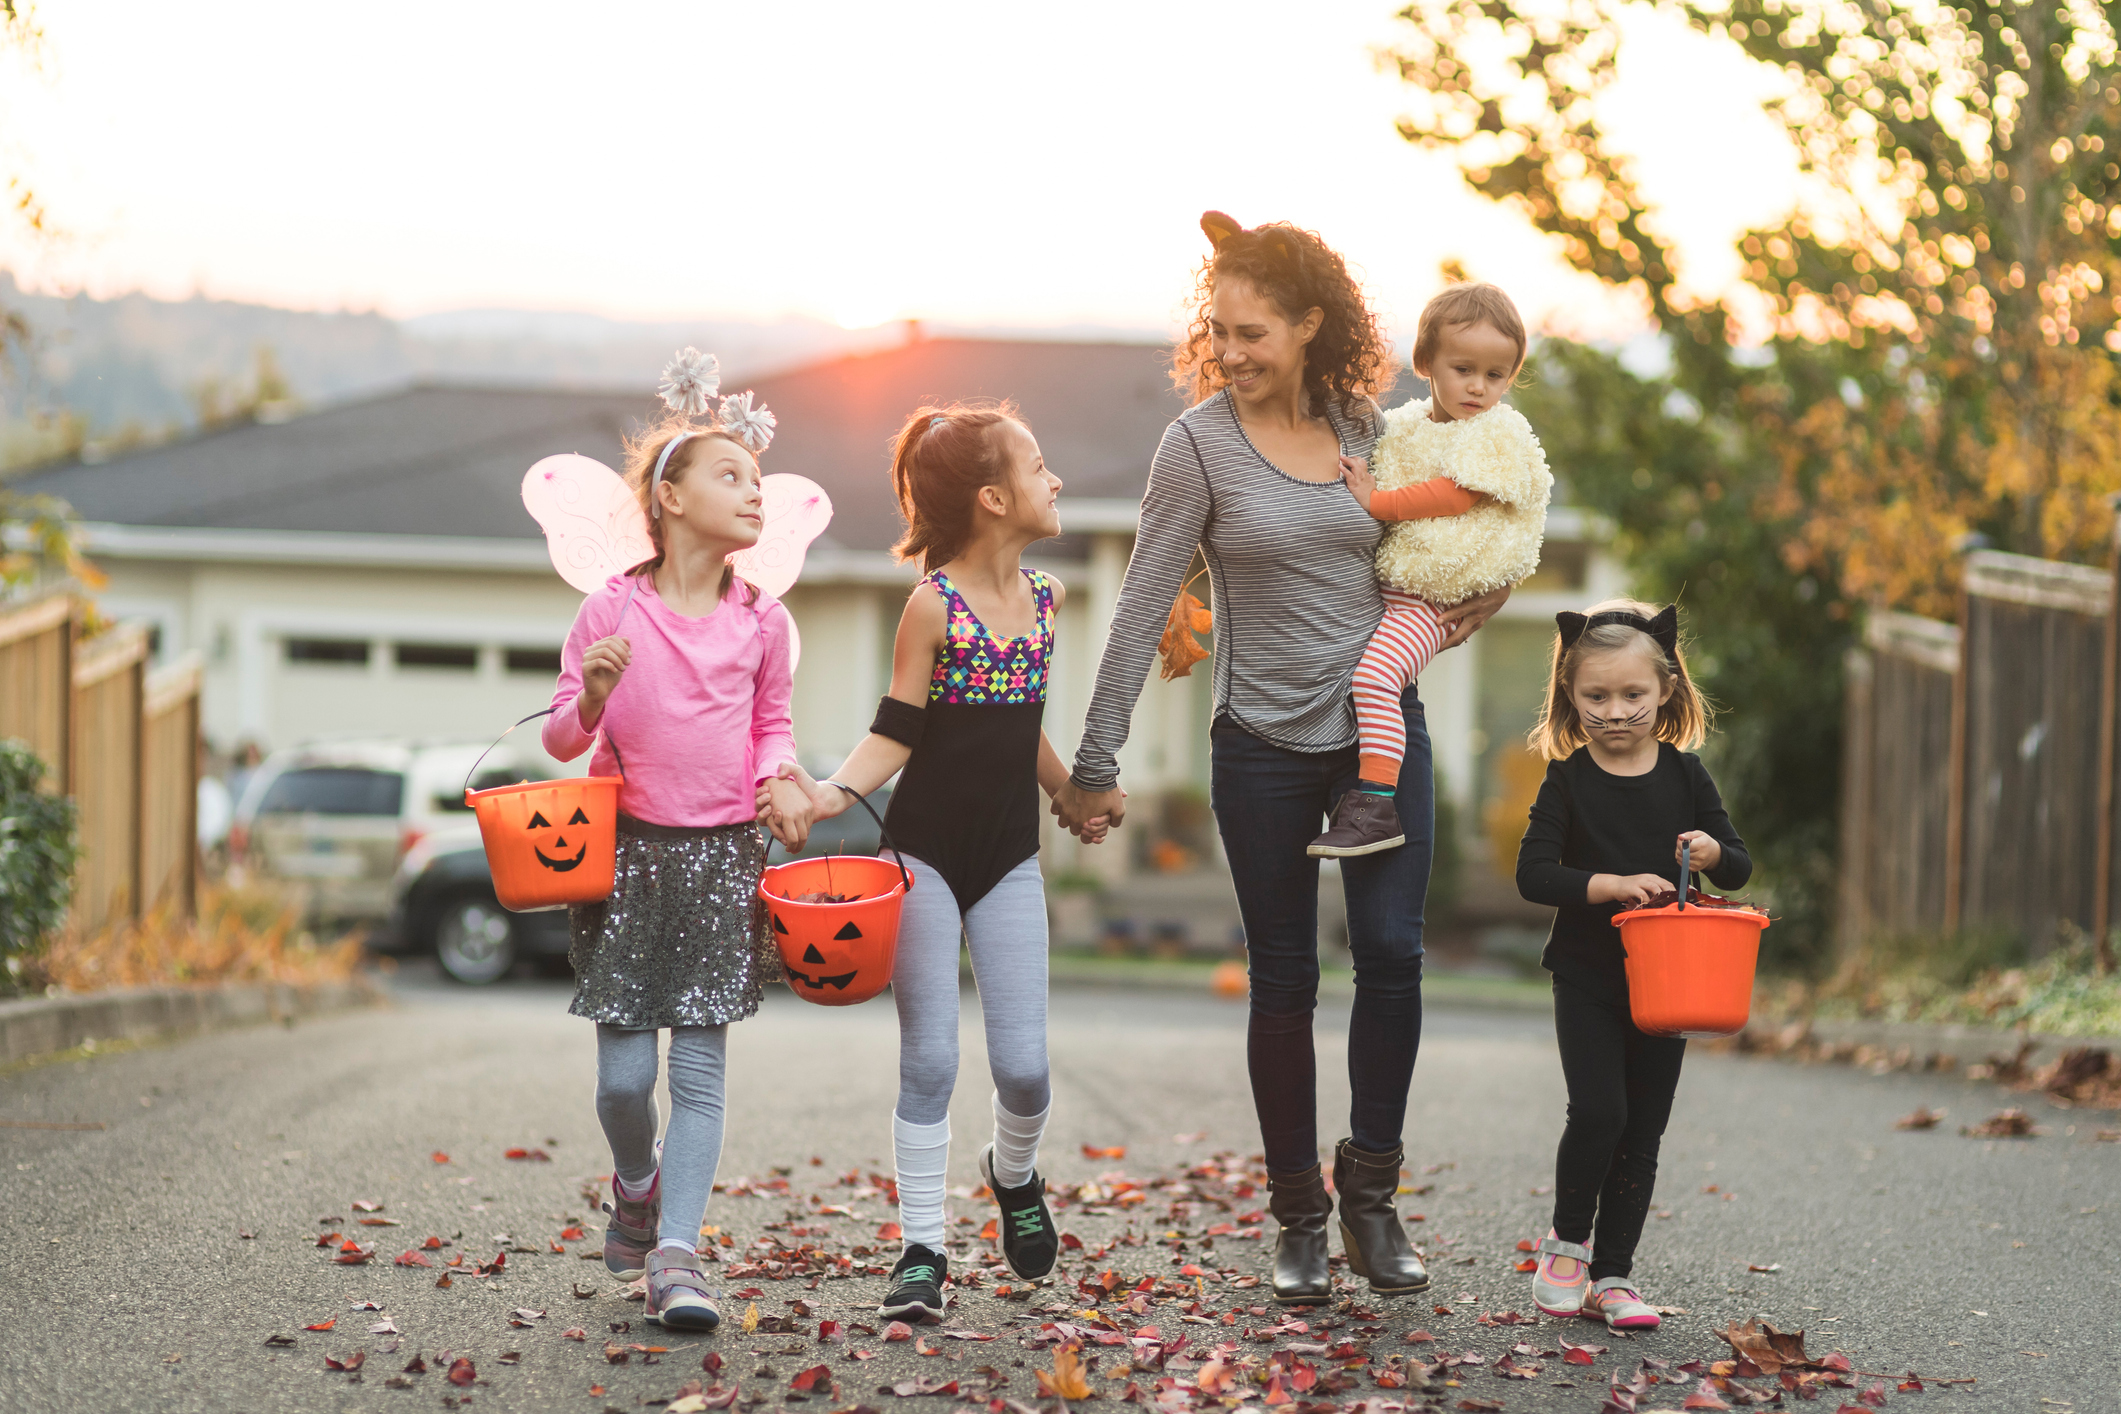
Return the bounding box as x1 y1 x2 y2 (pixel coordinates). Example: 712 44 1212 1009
1371 398 1552 601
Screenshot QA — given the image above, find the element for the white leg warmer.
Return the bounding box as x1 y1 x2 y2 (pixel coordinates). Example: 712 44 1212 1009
893 1112 951 1250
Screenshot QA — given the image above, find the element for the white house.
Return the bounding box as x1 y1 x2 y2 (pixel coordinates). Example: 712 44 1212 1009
13 334 1619 922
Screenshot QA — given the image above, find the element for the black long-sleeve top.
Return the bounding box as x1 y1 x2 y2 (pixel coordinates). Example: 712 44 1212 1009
1515 743 1753 1002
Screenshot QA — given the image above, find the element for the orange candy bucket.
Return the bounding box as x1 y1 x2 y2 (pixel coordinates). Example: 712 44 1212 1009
759 855 911 1006
463 706 625 912
1613 900 1770 1038
757 787 911 1007
468 773 623 911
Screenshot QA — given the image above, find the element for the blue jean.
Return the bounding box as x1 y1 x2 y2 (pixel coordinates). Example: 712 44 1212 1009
1209 686 1430 1173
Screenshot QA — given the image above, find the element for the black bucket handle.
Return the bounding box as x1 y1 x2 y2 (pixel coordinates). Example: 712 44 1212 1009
802 781 911 896
1676 836 1692 911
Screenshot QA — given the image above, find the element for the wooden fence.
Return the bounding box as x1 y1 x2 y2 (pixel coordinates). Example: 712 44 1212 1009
1840 546 2119 956
0 594 201 936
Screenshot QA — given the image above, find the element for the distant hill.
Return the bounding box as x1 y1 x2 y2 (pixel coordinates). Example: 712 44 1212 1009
0 275 1158 470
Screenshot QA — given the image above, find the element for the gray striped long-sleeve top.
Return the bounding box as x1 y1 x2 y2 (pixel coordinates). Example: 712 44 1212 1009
1069 390 1391 791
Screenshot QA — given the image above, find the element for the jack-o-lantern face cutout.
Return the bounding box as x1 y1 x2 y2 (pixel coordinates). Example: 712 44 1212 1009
526 807 589 873
773 912 863 993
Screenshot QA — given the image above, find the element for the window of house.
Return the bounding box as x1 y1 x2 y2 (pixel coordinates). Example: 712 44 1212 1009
396 643 478 670
504 647 563 674
285 637 371 666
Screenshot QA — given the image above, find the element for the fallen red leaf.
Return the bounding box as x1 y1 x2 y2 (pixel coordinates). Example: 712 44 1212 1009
447 1357 476 1386
351 1200 383 1213
431 1151 450 1164
333 1244 375 1266
791 1363 833 1391
394 1251 431 1267
1683 1390 1730 1410
1081 1144 1127 1160
883 1321 915 1342
562 1328 587 1341
560 1225 586 1241
434 1274 452 1289
875 1221 902 1240
303 1319 336 1332
819 1319 843 1344
1514 1238 1536 1252
1514 1259 1537 1272
1455 1401 1504 1412
1404 1330 1436 1344
504 1146 553 1161
314 1232 342 1247
324 1351 365 1372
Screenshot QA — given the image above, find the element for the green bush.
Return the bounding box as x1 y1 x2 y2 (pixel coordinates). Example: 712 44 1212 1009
0 737 77 959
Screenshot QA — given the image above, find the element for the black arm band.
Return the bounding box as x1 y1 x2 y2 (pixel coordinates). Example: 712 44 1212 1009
871 695 927 748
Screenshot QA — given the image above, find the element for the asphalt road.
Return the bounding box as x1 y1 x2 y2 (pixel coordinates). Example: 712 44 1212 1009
1 965 2114 1413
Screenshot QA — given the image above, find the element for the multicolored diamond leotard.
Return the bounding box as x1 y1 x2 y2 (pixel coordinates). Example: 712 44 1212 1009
928 569 1054 706
885 567 1057 911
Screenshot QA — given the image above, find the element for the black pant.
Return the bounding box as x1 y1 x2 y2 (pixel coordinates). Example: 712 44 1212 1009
1208 687 1430 1175
1551 976 1686 1280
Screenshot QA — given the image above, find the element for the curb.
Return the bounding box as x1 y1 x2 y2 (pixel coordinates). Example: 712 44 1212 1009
0 977 384 1067
1732 1012 2121 1069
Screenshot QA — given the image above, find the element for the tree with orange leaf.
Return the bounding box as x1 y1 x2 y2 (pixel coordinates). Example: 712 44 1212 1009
1384 0 2121 616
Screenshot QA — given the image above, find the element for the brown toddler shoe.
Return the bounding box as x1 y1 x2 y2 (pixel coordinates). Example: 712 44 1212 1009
1307 791 1406 858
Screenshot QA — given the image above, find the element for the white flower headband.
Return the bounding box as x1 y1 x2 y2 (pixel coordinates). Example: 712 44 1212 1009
648 347 780 519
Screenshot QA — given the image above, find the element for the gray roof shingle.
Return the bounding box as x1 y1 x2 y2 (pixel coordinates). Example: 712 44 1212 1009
13 337 1187 555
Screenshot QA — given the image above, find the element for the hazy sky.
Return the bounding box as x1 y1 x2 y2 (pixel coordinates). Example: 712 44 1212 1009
1 1 1797 341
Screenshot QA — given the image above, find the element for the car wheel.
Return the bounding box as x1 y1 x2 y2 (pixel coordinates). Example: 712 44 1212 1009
434 895 517 985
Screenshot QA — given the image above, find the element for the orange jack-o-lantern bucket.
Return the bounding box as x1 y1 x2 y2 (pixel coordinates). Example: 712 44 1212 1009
464 708 626 912
1614 895 1770 1039
758 788 911 1007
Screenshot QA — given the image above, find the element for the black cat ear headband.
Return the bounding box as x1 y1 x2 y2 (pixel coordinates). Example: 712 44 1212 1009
1556 605 1680 656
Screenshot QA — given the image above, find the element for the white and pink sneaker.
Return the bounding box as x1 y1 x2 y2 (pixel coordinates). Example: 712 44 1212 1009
1530 1230 1592 1316
1582 1276 1661 1329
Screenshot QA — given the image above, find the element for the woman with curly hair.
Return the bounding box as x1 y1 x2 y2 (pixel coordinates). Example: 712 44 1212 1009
1054 213 1512 1304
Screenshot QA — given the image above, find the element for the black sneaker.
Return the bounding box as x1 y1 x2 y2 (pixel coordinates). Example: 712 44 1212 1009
979 1144 1059 1280
1307 791 1406 858
880 1243 948 1323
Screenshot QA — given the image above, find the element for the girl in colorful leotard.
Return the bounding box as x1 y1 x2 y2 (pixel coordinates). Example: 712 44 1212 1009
762 401 1108 1322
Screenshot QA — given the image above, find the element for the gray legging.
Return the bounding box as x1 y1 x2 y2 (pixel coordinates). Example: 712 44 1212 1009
892 853 1050 1124
595 1024 726 1247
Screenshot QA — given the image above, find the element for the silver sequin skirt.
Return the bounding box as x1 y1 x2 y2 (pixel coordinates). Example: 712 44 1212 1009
567 815 781 1029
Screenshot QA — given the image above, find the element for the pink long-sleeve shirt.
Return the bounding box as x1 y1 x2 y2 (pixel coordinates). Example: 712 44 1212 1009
542 573 798 829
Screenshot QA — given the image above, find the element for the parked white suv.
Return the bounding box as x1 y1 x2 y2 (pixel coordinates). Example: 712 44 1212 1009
230 740 532 926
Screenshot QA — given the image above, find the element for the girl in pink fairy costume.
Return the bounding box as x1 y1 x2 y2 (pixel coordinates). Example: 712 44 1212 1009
544 349 815 1332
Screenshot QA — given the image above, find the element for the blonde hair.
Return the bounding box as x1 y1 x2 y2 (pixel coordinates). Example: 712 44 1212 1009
620 413 757 602
1529 597 1712 759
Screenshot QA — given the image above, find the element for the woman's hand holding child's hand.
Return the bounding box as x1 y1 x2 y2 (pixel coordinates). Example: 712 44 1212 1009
1675 830 1722 872
1339 455 1377 516
1589 872 1677 908
578 635 631 724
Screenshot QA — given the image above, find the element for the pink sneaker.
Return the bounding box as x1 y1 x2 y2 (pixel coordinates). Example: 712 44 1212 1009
601 1170 660 1280
1531 1230 1592 1316
1583 1276 1661 1329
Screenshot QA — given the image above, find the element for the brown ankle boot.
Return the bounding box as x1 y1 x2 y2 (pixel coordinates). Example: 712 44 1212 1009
1332 1139 1430 1295
1265 1165 1332 1304
1307 792 1405 858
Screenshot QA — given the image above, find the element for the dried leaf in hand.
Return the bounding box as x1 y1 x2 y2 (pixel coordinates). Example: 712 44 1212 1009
1157 583 1213 681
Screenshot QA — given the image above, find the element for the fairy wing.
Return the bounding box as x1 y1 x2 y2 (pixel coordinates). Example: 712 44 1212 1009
730 474 834 598
521 454 652 595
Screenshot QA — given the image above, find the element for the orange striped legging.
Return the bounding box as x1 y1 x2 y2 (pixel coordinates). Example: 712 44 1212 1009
1351 587 1447 788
